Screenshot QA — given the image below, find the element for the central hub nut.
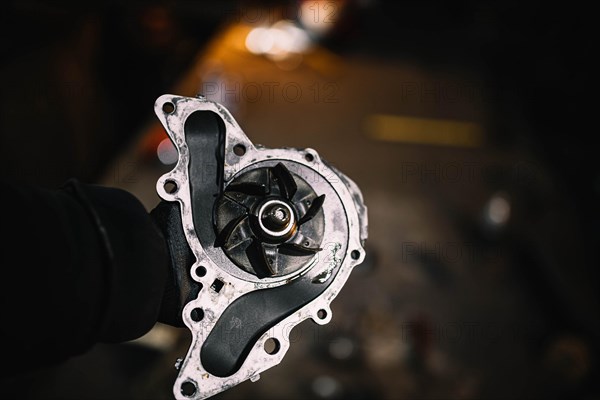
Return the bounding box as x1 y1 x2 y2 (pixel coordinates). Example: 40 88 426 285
258 199 296 239
263 204 291 230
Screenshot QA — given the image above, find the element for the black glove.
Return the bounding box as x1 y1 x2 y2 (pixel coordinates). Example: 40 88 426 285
151 201 201 327
1 180 170 374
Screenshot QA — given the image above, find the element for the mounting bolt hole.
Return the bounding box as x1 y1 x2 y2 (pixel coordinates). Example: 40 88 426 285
163 102 175 114
233 144 246 156
317 309 328 319
164 180 178 194
195 266 207 277
264 338 280 355
191 308 204 322
351 250 361 260
181 381 196 397
305 153 314 162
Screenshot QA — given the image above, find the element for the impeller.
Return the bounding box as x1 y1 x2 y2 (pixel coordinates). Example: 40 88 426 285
214 163 325 278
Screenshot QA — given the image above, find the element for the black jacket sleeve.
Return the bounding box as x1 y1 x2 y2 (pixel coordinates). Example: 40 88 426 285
0 180 168 374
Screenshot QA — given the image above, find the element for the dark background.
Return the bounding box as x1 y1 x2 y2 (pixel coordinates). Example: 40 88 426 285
1 1 597 399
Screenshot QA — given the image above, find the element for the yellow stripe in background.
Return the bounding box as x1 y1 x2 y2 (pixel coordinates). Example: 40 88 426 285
365 114 483 148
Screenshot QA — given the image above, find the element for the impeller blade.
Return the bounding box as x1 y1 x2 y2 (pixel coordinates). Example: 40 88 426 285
246 239 276 277
226 182 268 196
278 242 322 256
271 163 297 200
215 214 248 248
298 194 326 225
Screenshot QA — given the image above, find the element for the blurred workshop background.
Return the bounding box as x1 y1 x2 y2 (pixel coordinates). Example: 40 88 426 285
1 1 597 399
